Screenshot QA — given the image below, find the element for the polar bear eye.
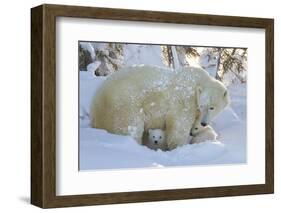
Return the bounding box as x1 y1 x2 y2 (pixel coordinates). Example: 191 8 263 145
159 136 162 139
153 136 155 138
195 127 198 130
209 107 214 110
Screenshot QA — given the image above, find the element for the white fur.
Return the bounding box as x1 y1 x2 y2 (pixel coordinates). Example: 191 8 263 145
190 125 217 144
144 129 167 151
190 108 217 144
91 65 228 150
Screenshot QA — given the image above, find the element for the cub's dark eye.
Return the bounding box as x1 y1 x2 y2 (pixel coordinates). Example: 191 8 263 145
159 136 162 139
195 127 198 130
209 107 214 110
153 136 155 138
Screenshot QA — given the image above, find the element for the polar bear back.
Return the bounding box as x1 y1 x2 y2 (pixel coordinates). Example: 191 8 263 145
90 66 175 133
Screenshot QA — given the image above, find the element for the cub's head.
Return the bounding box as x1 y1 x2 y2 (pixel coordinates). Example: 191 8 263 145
148 129 166 145
190 108 205 136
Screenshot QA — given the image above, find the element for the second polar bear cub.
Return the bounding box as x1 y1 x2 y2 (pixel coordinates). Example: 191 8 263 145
190 109 217 144
144 129 168 151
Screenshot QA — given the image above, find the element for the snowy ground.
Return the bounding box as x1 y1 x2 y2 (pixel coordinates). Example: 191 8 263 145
79 71 246 170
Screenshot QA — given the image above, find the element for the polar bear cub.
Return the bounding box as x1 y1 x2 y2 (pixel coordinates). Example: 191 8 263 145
144 129 168 151
190 109 217 144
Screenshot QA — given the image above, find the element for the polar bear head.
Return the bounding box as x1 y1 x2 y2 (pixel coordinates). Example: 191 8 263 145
148 129 166 145
197 80 229 126
146 129 167 151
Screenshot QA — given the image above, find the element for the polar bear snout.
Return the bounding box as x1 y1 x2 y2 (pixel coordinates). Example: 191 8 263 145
201 122 207 126
154 140 158 144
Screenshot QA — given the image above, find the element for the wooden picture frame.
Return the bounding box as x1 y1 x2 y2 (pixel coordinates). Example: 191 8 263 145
31 4 274 208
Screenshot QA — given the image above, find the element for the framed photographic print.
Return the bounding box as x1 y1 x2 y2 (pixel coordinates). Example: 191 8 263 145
31 4 274 208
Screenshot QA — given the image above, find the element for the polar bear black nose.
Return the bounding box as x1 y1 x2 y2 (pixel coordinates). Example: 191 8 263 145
154 140 158 144
201 122 207 126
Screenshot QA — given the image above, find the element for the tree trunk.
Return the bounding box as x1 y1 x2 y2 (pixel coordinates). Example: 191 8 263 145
215 48 222 81
171 46 180 69
166 46 174 69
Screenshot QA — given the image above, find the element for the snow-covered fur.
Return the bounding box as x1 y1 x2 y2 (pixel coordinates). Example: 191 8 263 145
143 129 167 151
91 65 228 150
190 109 217 144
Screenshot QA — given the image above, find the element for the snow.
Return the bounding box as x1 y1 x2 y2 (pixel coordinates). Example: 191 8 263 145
80 42 96 60
86 61 101 74
79 71 106 124
124 44 166 68
79 71 246 170
198 49 218 77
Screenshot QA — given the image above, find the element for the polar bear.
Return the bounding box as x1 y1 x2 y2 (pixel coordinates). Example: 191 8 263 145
91 65 229 150
143 129 167 151
190 109 217 144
